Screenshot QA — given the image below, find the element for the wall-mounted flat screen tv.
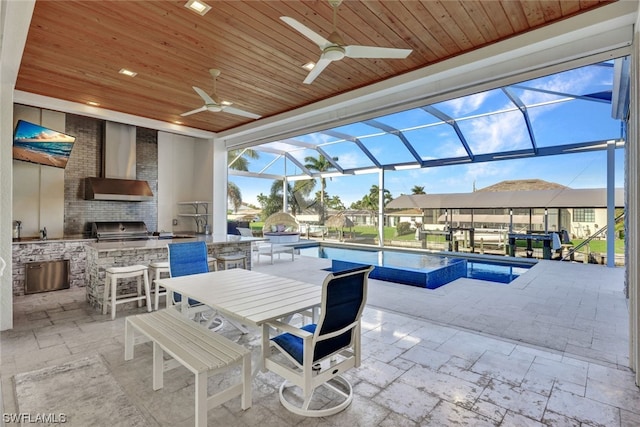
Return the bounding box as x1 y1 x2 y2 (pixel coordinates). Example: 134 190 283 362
13 120 76 169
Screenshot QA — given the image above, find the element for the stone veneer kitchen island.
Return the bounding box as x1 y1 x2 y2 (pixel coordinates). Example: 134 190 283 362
85 235 259 312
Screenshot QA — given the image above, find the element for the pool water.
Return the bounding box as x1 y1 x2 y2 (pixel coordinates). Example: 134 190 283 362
298 245 530 287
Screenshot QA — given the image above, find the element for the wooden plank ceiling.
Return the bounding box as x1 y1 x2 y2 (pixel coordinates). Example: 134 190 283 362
16 0 612 134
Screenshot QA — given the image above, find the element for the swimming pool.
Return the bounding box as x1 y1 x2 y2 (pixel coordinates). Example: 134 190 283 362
297 245 531 289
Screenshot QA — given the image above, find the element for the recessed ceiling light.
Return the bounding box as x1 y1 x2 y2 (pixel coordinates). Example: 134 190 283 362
185 0 211 16
302 62 315 71
118 68 137 77
87 101 100 106
174 121 183 125
221 101 233 106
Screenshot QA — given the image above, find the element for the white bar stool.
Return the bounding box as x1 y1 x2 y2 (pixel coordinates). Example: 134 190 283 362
102 264 151 320
207 256 217 272
149 261 170 310
215 253 247 270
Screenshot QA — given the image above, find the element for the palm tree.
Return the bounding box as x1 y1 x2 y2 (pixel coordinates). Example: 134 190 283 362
304 154 338 222
411 185 426 195
227 181 242 212
257 178 316 218
368 185 393 209
226 149 259 211
228 149 259 171
290 179 316 215
327 194 345 210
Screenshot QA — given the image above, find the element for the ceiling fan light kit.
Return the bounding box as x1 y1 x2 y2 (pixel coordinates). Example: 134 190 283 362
181 68 261 119
323 46 346 61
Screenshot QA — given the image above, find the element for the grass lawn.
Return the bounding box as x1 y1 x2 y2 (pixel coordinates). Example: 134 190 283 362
571 238 625 254
246 222 625 254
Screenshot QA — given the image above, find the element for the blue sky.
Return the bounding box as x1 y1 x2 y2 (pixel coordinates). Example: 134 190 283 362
229 59 626 208
230 149 625 208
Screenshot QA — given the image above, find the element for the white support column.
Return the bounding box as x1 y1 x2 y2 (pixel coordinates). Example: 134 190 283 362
282 177 288 213
509 209 513 233
212 137 227 236
0 0 36 331
606 140 616 267
0 80 14 331
628 20 639 386
378 170 384 248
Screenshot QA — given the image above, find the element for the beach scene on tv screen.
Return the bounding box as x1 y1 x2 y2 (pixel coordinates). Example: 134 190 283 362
13 120 76 168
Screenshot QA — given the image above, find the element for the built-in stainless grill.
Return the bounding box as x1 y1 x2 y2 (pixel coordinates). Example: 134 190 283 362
91 221 150 242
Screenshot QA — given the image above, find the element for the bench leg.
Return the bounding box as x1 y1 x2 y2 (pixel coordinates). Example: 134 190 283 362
152 342 164 391
154 283 161 311
124 320 134 360
195 371 207 427
241 353 251 410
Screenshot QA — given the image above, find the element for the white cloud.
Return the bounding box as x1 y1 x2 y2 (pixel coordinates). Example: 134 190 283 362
440 91 489 116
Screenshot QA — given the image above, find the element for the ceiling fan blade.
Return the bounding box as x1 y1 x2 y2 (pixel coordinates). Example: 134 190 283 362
223 106 261 119
180 106 207 117
192 86 217 105
303 57 332 84
280 16 331 49
344 45 412 59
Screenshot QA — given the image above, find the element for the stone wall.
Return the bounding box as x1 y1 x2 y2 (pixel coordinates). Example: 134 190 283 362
11 240 91 296
64 115 158 235
85 240 253 312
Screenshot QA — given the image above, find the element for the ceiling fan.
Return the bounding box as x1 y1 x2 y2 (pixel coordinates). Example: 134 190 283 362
281 0 412 84
181 69 261 119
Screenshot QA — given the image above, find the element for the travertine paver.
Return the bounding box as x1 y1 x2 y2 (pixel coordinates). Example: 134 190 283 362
0 256 638 426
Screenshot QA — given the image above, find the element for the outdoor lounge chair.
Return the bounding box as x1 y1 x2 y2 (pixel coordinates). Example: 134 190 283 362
262 212 301 243
262 265 374 417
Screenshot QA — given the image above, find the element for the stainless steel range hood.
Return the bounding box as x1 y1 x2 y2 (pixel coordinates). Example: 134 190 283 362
85 177 153 201
85 122 154 202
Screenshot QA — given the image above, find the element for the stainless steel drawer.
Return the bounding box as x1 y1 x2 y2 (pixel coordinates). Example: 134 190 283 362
25 260 70 294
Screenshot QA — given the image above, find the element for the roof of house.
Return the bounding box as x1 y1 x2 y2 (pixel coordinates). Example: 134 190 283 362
386 187 624 210
478 179 567 192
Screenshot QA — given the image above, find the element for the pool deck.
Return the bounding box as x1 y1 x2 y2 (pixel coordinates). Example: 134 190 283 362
1 254 638 426
261 256 629 367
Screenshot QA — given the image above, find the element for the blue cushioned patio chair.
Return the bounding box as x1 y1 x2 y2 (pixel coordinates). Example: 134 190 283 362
167 241 223 331
262 265 374 417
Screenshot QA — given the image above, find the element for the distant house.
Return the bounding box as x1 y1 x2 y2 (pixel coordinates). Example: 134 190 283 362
386 208 423 227
386 180 623 239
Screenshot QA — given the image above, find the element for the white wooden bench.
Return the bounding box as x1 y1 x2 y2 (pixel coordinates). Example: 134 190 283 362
124 309 251 427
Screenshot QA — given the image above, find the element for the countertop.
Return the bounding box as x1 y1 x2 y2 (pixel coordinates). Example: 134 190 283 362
12 234 266 247
86 234 264 252
12 235 94 244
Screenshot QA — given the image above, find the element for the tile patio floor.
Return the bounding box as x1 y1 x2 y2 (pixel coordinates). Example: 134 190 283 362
1 255 639 426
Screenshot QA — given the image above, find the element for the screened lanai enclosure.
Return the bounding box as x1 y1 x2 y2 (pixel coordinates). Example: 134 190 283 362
228 57 628 263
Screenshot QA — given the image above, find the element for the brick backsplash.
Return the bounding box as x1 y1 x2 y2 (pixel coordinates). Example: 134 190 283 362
64 115 158 235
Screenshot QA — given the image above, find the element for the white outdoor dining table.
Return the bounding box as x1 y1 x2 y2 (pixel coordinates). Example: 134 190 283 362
155 268 322 328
